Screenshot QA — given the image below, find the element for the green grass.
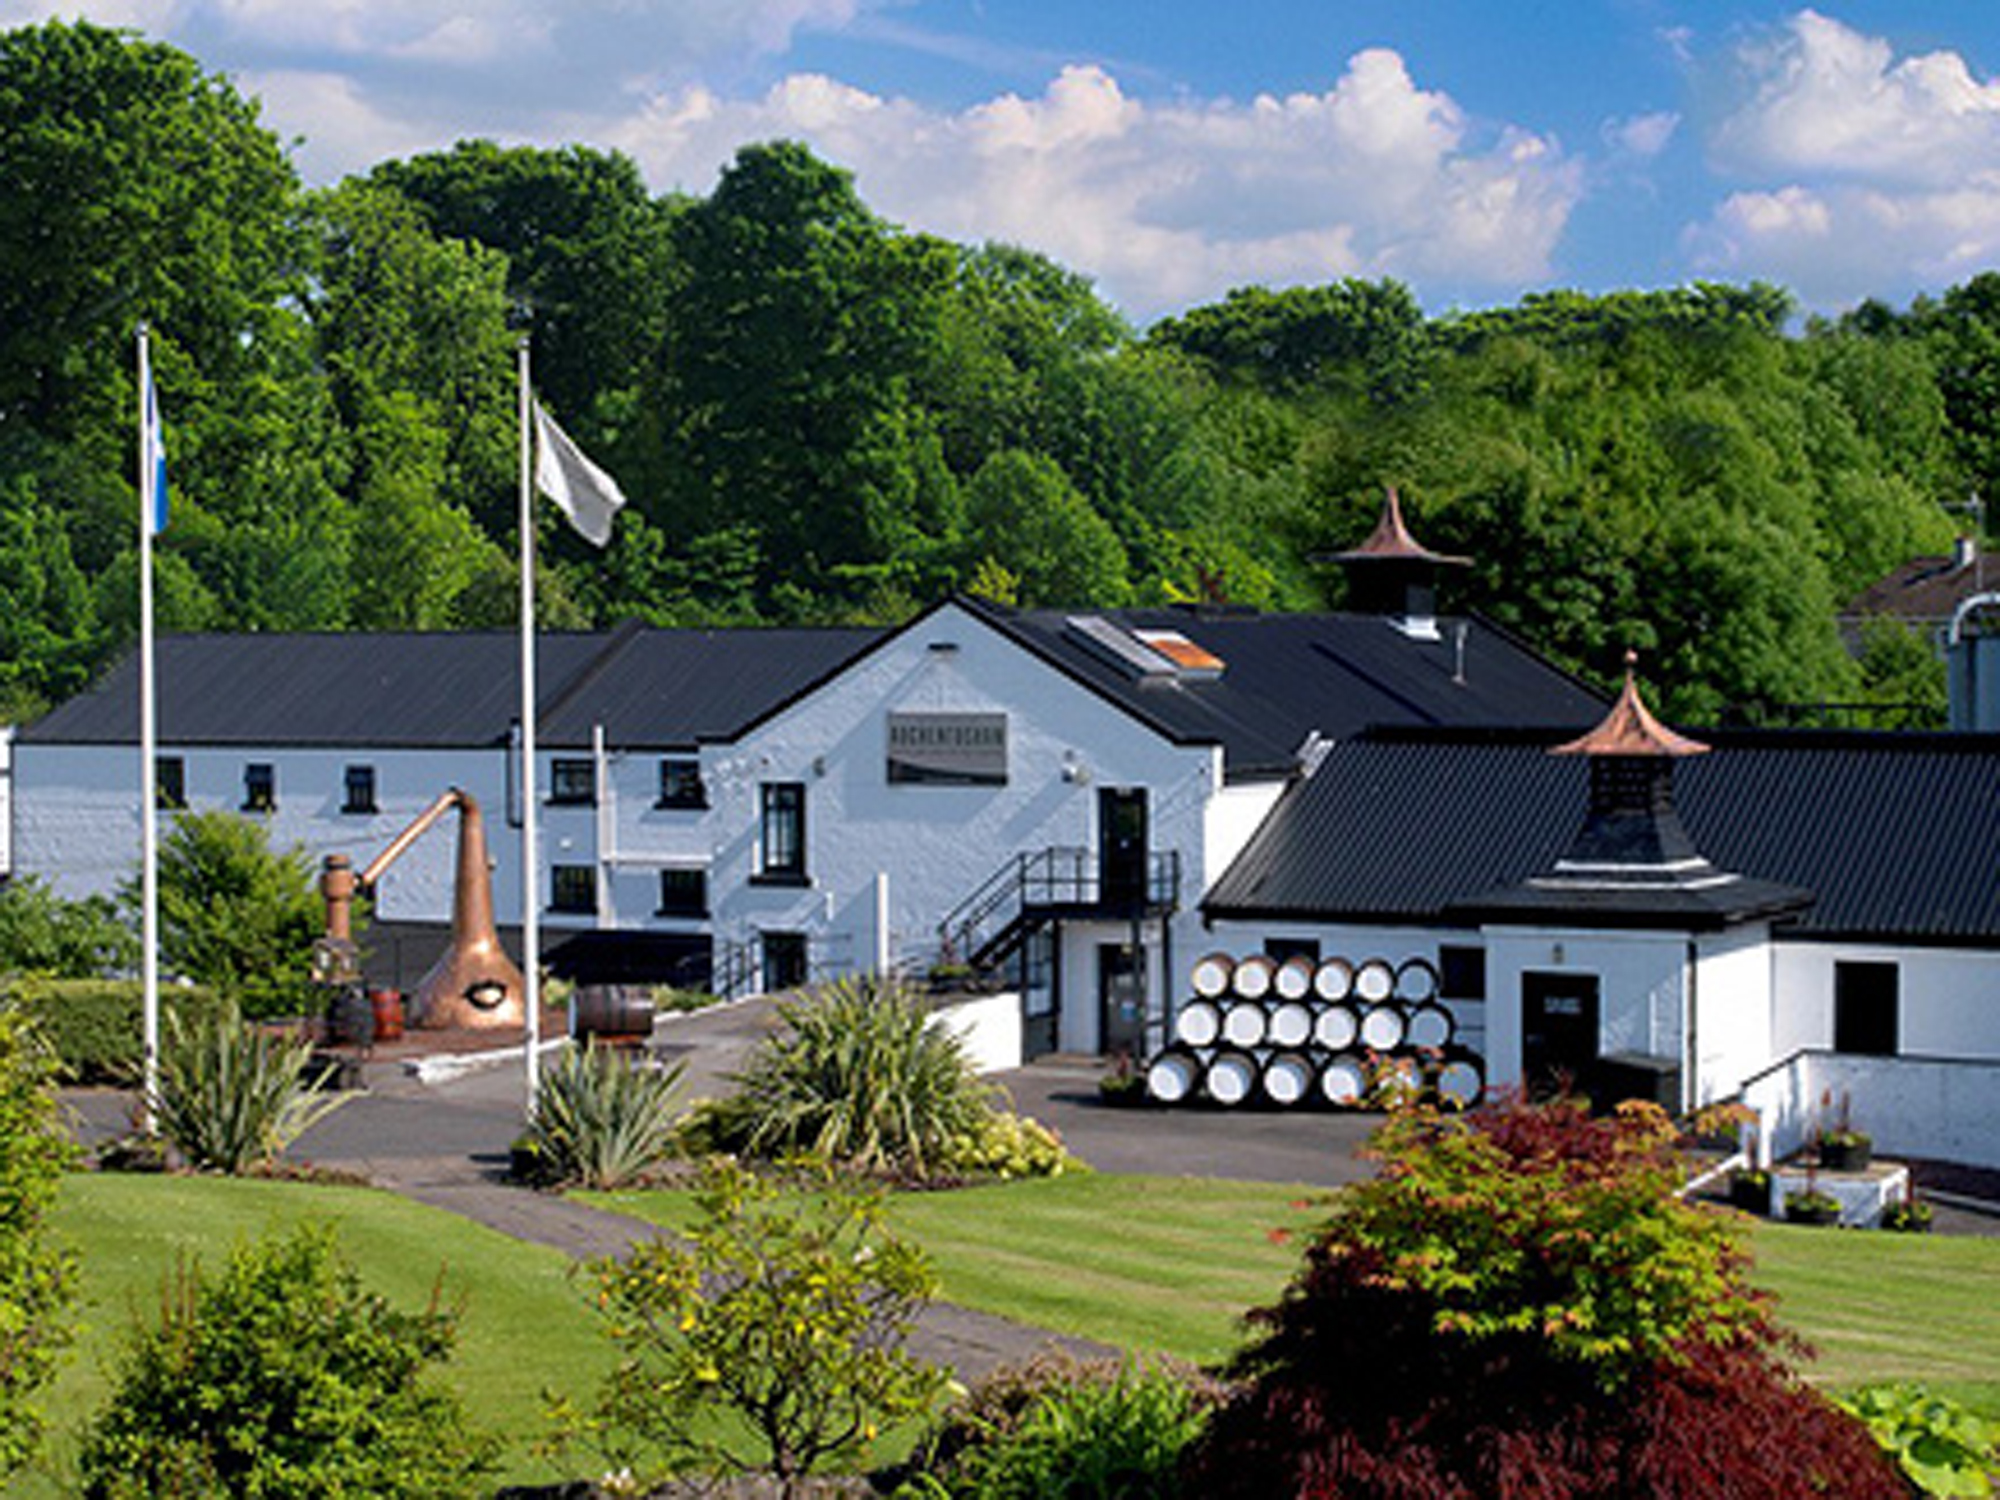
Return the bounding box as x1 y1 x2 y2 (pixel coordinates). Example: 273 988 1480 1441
23 1173 614 1497
588 1173 2000 1418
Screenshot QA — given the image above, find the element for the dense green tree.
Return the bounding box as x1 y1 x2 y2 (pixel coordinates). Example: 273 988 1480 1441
651 142 960 609
963 449 1132 607
1150 278 1432 403
123 810 323 1020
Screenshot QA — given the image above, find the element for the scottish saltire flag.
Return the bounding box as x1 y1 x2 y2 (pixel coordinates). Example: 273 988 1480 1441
143 368 169 535
533 401 626 547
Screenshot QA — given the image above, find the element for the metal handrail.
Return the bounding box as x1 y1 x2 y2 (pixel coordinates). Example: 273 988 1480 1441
938 846 1183 967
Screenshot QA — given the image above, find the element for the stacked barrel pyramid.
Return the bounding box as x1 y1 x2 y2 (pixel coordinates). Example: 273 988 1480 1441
1144 952 1483 1109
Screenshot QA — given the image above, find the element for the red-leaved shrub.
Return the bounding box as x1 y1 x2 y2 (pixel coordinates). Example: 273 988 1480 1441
1182 1095 1904 1499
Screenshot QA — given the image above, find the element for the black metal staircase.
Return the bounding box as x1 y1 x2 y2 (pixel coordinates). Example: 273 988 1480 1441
939 846 1181 972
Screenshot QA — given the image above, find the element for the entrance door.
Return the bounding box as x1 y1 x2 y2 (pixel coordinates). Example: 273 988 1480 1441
1098 788 1149 910
1098 943 1148 1058
1521 971 1600 1101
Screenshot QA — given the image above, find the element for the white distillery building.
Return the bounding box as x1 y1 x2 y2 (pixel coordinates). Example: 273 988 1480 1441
7 543 1603 1061
1195 667 2000 1172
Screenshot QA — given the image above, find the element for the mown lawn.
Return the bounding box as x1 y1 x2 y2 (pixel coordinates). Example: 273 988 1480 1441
590 1173 2000 1416
25 1173 613 1498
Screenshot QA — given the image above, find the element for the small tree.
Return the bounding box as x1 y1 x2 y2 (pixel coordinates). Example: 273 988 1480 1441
555 1156 948 1494
122 809 326 1018
0 1007 77 1479
1184 1094 1906 1498
79 1224 498 1498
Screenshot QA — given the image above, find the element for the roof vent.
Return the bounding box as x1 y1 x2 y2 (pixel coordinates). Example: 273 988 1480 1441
1063 616 1176 680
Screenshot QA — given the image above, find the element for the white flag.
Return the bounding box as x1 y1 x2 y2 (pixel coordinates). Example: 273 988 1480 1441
533 401 627 547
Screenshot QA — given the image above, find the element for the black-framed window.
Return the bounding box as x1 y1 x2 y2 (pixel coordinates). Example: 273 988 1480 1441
155 755 186 811
242 763 275 813
657 867 708 917
342 764 378 815
550 864 596 914
1834 961 1898 1055
657 758 707 809
1440 945 1487 1001
548 758 596 806
758 782 807 883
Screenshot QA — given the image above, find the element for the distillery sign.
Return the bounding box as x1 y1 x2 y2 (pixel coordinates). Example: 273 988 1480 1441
886 712 1008 785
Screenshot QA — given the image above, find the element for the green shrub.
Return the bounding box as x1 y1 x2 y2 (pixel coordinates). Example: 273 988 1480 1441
156 998 349 1173
0 875 136 978
0 977 222 1084
1837 1383 2000 1497
899 1354 1218 1499
520 1039 685 1189
937 1109 1087 1181
78 1223 499 1498
0 1007 77 1480
725 973 996 1179
553 1155 949 1489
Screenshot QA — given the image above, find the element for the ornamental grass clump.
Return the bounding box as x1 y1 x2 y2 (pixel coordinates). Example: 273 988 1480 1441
1183 1093 1906 1499
520 1038 686 1189
155 997 348 1174
725 973 997 1180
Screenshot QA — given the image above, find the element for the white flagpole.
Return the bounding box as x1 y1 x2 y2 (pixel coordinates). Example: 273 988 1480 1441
137 325 161 1133
518 338 542 1114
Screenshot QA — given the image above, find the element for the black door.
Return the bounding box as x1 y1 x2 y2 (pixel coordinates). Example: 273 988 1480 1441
1098 788 1148 909
1099 943 1148 1058
1521 971 1600 1101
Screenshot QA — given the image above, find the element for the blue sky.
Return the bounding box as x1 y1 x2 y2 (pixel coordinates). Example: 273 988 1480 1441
9 2 2000 323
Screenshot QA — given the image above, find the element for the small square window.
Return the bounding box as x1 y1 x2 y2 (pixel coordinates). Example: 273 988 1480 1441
657 867 708 917
242 763 276 813
342 764 378 815
1440 946 1487 1001
155 756 186 811
657 758 707 809
549 758 595 805
550 864 596 913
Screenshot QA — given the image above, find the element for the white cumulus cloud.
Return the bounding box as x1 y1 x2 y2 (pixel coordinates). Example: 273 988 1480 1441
1687 9 2000 305
608 51 1584 319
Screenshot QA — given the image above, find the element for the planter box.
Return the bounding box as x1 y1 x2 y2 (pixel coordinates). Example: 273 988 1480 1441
1771 1162 1909 1228
1820 1137 1873 1172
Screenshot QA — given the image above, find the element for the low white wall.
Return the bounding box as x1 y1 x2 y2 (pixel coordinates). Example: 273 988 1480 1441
929 990 1023 1075
1743 1051 2000 1172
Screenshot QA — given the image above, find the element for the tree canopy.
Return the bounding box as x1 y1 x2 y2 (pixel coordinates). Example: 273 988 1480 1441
0 18 1974 725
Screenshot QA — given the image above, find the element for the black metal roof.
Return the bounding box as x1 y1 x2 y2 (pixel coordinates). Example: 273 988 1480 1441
964 600 1606 778
19 633 614 748
1205 727 2000 945
21 625 888 751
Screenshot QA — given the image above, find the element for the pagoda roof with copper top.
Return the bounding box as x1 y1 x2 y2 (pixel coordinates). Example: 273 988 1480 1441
1552 656 1709 759
1333 487 1470 566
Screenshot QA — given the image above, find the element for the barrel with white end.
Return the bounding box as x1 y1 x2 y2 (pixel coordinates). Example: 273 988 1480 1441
1274 956 1315 1001
1314 1003 1359 1051
1262 1052 1315 1107
1175 999 1222 1047
1358 1002 1407 1051
1434 1052 1486 1109
1221 1000 1267 1048
1404 1002 1455 1051
1353 959 1395 1004
1267 1000 1313 1048
1231 953 1276 1000
1321 1053 1367 1107
1146 1049 1201 1104
1190 952 1235 1000
1314 957 1354 1002
1204 1050 1258 1106
1394 957 1440 1004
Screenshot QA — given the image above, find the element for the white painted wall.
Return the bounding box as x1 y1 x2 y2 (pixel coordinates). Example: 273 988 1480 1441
694 604 1220 1033
0 726 11 878
1745 1051 2000 1172
1691 926 1774 1106
1773 941 2000 1061
9 742 523 922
